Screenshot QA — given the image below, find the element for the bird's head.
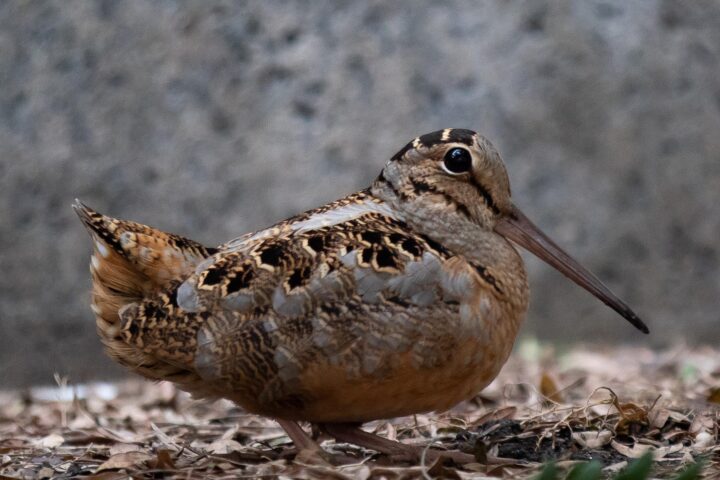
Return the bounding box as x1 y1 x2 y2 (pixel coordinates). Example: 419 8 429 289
373 128 648 334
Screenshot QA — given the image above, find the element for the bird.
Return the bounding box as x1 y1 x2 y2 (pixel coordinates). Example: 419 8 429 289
74 128 648 463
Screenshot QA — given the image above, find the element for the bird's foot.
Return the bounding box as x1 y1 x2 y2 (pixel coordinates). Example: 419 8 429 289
276 419 334 465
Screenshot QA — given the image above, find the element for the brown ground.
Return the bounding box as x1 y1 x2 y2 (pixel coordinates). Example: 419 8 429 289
1 342 719 479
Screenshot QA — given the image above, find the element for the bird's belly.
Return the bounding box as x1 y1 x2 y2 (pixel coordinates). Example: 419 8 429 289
218 267 526 422
234 329 517 423
296 340 509 423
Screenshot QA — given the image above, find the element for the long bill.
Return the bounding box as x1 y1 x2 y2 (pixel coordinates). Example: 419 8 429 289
494 205 649 334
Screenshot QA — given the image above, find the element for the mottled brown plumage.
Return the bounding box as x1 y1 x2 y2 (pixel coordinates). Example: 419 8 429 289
75 128 647 463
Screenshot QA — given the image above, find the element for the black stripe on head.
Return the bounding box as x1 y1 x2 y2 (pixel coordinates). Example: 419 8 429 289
390 140 414 161
468 176 500 215
445 129 476 146
410 178 472 218
417 130 444 147
391 129 478 161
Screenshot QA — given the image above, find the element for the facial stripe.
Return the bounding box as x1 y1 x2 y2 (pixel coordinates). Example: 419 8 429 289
409 178 472 218
377 171 407 200
473 264 503 294
467 176 500 215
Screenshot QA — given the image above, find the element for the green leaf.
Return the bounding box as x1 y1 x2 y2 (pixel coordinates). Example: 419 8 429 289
615 452 653 480
567 461 602 480
672 459 704 480
534 462 559 480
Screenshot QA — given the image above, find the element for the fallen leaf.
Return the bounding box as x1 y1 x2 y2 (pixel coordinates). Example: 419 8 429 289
539 372 563 403
707 387 720 404
615 401 649 434
693 431 714 450
207 438 244 454
652 443 684 459
95 451 154 472
150 449 176 470
572 430 612 449
610 440 653 458
35 434 64 449
426 456 462 479
648 408 670 429
37 466 54 479
689 413 715 435
667 410 692 424
470 406 517 427
603 460 628 473
108 443 143 456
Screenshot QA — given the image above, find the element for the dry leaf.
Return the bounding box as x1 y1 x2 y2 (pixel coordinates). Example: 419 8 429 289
707 387 720 404
96 451 154 472
539 372 563 403
604 460 628 473
610 440 653 458
207 438 245 454
108 443 143 456
693 431 714 450
652 443 684 459
35 434 64 448
689 413 715 435
667 410 692 424
385 422 397 442
572 430 612 449
37 466 54 479
426 456 462 480
470 406 517 427
150 449 176 470
648 408 670 429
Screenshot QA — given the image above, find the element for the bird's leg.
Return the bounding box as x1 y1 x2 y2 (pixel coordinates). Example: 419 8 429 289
321 423 477 464
276 419 324 454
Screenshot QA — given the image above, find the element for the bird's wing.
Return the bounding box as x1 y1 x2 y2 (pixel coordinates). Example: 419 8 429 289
117 197 499 404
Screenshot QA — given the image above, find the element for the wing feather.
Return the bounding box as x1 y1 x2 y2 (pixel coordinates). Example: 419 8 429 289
119 205 489 409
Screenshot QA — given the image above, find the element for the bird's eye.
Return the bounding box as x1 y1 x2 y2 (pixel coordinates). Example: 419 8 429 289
442 148 472 174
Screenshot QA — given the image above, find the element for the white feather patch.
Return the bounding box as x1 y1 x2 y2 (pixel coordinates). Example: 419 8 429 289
95 240 109 258
291 201 398 234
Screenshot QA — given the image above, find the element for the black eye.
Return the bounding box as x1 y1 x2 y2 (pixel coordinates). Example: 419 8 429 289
442 147 472 174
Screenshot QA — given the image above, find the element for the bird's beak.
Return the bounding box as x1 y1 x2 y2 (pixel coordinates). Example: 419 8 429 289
494 204 649 334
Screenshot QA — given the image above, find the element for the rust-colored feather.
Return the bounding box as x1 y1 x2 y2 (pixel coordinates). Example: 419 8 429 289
72 201 216 386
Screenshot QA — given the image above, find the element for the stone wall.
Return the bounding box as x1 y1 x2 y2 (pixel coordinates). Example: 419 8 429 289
1 1 718 387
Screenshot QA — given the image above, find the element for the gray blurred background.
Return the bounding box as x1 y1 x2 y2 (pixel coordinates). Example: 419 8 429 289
1 1 718 388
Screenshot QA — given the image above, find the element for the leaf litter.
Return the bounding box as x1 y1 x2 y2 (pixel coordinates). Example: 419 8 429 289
1 343 718 479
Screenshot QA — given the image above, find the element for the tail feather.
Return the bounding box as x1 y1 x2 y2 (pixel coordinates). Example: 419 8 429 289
73 200 215 377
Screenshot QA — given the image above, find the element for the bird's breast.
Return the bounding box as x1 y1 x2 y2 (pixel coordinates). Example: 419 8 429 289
232 257 527 423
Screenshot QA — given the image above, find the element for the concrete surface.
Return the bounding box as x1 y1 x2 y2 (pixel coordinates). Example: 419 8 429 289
1 1 718 387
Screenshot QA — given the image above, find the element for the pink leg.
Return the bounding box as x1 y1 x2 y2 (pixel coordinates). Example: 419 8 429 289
276 419 324 453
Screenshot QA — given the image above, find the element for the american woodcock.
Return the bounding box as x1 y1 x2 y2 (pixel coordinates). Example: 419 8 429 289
74 128 648 463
